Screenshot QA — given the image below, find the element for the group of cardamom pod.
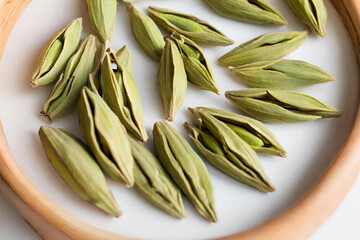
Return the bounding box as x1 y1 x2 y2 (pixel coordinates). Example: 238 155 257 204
30 0 342 222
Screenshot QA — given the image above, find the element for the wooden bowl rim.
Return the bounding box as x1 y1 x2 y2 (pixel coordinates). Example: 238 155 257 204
1 0 360 239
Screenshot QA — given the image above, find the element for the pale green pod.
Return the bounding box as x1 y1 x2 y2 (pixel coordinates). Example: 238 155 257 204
226 123 264 147
195 112 274 183
225 88 343 123
88 70 102 95
31 18 82 87
184 122 274 192
171 33 219 94
219 31 308 67
85 0 117 43
129 4 165 61
130 138 186 219
287 0 327 37
148 6 234 46
203 0 287 25
229 59 334 89
78 87 135 187
158 38 187 121
153 121 217 222
41 35 97 121
100 52 148 142
38 126 121 217
189 107 286 157
86 38 104 95
115 45 133 73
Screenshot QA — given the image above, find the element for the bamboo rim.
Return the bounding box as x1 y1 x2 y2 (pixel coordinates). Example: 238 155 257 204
1 0 360 239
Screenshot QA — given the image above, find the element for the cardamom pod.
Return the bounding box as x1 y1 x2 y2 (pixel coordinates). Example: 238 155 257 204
87 40 104 96
31 18 82 87
100 52 148 142
219 31 308 67
287 0 327 37
41 35 97 121
78 87 135 187
130 137 186 219
148 6 234 46
85 0 117 44
129 4 165 61
153 121 217 222
229 59 334 89
115 45 133 74
88 70 102 96
158 38 187 121
171 32 219 94
203 0 287 25
184 115 275 192
189 107 286 156
225 88 343 123
38 126 121 217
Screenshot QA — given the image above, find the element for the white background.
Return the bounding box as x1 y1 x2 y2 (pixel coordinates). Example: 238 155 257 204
0 0 359 239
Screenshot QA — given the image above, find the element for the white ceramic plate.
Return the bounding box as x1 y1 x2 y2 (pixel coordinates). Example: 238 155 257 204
0 0 358 239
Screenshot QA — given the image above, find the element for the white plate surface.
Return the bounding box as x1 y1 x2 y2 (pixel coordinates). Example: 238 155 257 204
0 0 359 239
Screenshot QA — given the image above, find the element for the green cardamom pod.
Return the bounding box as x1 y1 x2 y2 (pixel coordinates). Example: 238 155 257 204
88 70 102 96
287 0 327 37
203 0 287 25
148 6 234 46
38 126 121 217
130 137 186 219
85 0 117 44
226 123 264 147
100 52 148 142
225 88 343 123
153 121 217 222
229 59 334 89
78 87 135 187
115 45 133 74
158 38 187 121
189 107 286 157
219 31 308 67
129 4 165 61
171 32 219 94
41 35 97 121
86 40 105 96
184 116 275 193
31 18 82 87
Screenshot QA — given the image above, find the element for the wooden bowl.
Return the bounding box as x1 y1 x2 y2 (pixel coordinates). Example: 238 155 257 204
1 0 360 239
